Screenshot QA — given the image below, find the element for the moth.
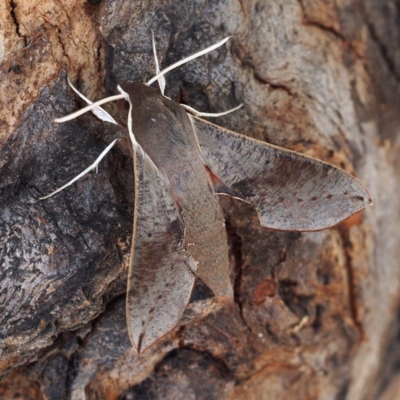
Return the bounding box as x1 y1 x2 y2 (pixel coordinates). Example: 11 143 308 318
42 36 372 353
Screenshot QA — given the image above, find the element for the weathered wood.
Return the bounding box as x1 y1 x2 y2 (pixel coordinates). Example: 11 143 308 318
1 0 400 399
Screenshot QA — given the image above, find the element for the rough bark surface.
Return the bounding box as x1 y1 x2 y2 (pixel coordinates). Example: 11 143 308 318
1 0 400 399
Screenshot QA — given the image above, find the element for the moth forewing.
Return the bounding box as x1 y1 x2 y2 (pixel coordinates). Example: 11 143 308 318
190 116 372 231
127 148 197 352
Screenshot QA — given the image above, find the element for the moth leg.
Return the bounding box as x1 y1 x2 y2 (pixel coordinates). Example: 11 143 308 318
181 103 242 118
147 37 230 86
67 77 118 125
151 31 166 95
39 139 118 200
53 93 126 123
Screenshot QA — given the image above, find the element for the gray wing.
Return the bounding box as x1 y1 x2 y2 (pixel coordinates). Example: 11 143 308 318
126 149 197 353
191 116 372 231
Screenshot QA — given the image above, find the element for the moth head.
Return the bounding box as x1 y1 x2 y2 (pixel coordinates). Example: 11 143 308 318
115 82 158 123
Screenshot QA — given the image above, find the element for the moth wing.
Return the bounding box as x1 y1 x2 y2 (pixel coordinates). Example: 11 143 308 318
191 116 372 231
127 149 197 353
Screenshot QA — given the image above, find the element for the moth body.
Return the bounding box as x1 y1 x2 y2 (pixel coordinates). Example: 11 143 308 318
119 82 233 350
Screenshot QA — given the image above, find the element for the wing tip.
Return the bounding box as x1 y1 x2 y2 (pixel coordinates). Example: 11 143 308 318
364 190 374 208
354 176 373 208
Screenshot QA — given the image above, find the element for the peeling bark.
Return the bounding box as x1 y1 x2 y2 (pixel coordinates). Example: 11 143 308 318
1 0 400 399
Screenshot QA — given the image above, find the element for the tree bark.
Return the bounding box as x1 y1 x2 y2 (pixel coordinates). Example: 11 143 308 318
1 0 400 399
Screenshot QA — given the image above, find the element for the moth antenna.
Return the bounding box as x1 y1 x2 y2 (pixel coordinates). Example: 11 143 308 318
146 36 231 86
117 85 140 150
39 139 119 200
151 30 166 95
53 94 125 123
67 77 118 125
181 103 243 118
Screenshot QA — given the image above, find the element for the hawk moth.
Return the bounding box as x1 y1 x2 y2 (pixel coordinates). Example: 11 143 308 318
43 37 372 353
